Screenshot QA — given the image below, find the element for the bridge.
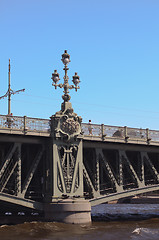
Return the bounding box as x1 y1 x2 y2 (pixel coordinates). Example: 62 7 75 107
0 51 159 224
0 114 159 222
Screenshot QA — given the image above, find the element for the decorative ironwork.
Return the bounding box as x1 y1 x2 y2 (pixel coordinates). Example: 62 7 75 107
50 50 82 142
61 118 80 135
51 50 80 104
103 125 124 138
149 130 159 141
1 114 159 144
0 115 50 133
26 117 50 132
127 127 147 139
58 145 78 193
0 115 24 129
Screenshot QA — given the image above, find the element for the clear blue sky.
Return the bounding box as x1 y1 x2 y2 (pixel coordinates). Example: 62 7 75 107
0 0 159 130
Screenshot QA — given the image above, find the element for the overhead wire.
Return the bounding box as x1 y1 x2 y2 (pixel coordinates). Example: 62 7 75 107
8 97 159 122
21 93 159 115
1 92 159 124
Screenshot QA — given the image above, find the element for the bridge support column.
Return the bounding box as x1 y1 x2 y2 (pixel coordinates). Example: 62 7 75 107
44 199 91 224
48 50 92 224
48 96 91 224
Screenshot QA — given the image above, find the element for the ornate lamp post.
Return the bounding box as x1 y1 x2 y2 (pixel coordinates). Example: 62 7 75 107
46 51 91 224
51 50 80 111
50 50 83 194
50 50 82 140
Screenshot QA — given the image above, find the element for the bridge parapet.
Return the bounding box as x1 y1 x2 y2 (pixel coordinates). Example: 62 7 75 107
0 114 159 145
82 123 159 145
0 114 50 136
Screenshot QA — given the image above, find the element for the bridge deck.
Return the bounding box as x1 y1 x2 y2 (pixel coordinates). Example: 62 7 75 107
0 114 159 146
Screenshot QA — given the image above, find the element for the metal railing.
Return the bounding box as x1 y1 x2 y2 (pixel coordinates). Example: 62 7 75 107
0 115 50 133
0 114 159 143
82 123 159 143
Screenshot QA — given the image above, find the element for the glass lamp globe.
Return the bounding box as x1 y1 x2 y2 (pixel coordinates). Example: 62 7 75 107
72 72 80 86
61 50 70 65
52 70 60 84
62 57 70 65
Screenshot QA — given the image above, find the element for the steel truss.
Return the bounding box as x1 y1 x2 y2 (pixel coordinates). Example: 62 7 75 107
0 140 46 211
83 147 159 206
1 139 159 210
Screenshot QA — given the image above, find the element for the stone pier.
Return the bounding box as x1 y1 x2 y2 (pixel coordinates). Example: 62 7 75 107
44 199 91 224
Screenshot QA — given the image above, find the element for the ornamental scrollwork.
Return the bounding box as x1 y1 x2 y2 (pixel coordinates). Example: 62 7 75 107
61 118 80 135
51 106 83 142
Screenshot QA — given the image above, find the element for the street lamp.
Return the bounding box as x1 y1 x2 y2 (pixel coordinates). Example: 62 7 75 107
51 50 80 103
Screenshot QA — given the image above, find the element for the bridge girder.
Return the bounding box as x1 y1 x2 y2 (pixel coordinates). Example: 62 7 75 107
0 136 48 211
0 134 159 211
83 144 159 206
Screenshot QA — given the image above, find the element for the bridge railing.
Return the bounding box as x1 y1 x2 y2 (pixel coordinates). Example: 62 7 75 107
0 114 159 143
81 123 159 144
126 127 147 140
0 115 50 134
149 130 159 142
25 117 50 132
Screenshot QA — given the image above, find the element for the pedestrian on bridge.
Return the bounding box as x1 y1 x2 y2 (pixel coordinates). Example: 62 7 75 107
88 120 93 135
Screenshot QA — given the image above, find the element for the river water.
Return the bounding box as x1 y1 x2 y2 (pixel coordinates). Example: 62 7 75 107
1 204 159 240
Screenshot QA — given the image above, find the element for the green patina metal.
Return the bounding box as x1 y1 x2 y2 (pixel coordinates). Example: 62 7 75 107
50 50 83 200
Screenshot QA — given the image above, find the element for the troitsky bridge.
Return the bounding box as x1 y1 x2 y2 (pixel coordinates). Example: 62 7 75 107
0 51 159 224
